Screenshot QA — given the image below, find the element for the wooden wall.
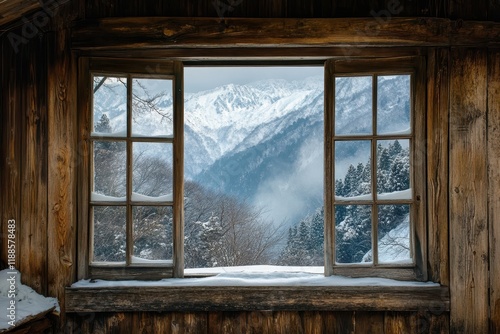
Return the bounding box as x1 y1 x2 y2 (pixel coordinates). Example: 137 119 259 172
80 0 500 21
0 1 499 333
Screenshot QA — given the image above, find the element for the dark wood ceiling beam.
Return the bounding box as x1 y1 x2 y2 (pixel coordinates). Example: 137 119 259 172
72 17 500 51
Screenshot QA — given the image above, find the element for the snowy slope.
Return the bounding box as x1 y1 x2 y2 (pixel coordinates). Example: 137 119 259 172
94 74 410 225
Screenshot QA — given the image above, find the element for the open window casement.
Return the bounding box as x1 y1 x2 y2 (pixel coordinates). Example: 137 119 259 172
81 59 184 280
324 57 427 281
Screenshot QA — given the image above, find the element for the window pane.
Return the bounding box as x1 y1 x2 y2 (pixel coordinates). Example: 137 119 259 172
132 78 174 137
335 141 371 199
377 75 411 135
377 205 411 264
93 141 126 199
92 206 126 262
93 76 127 137
335 76 372 135
132 206 173 262
335 205 372 264
132 143 173 201
376 140 411 199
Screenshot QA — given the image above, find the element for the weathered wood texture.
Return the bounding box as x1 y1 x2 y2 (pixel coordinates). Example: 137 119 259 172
0 0 39 27
65 285 450 313
426 48 449 285
449 48 489 333
72 17 500 51
46 26 77 328
489 49 500 334
67 311 449 333
0 22 22 277
77 0 500 20
0 20 48 294
2 2 500 332
19 33 48 295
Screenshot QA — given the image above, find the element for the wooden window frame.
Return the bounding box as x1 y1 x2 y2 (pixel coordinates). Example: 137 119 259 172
69 53 447 314
324 56 427 281
78 58 184 280
78 56 425 281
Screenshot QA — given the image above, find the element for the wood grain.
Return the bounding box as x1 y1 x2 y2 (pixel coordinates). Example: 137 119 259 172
489 48 500 334
449 48 489 333
19 34 48 295
426 48 450 285
65 285 449 313
0 31 22 276
71 17 500 51
46 27 77 323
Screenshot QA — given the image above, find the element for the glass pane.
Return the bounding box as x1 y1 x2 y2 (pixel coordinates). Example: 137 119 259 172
132 142 173 201
335 76 372 135
132 78 174 137
93 141 126 199
93 76 127 137
378 205 411 264
376 140 411 199
377 75 411 135
132 206 173 263
93 206 126 262
335 205 372 264
335 141 371 199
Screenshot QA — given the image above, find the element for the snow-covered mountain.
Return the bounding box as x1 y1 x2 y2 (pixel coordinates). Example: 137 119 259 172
94 74 410 224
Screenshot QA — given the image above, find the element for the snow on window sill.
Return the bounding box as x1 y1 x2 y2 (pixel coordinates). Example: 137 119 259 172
65 267 448 313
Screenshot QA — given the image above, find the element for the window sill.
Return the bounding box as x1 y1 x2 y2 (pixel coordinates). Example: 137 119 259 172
65 274 449 313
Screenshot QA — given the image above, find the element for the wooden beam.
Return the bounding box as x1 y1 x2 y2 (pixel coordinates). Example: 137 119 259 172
426 48 450 285
65 285 449 313
19 32 48 295
488 48 500 334
449 48 489 333
0 0 40 28
47 26 77 321
72 17 500 51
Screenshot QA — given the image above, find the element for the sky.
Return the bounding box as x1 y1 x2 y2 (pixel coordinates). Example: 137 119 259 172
184 66 323 93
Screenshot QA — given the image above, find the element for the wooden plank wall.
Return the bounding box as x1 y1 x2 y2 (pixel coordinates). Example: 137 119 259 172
0 20 48 294
67 311 450 333
1 1 500 333
449 48 489 333
489 49 500 334
79 0 500 20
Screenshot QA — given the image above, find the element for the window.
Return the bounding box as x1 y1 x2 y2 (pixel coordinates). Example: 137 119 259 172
80 59 184 279
325 57 426 280
78 57 425 281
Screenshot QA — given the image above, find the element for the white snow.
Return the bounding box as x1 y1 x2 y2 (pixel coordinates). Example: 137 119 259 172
377 188 412 200
91 130 127 138
131 133 173 139
71 266 438 288
91 192 126 202
0 269 59 331
131 192 173 202
378 127 411 135
131 256 172 264
335 189 412 202
92 192 173 202
363 215 411 263
335 193 372 201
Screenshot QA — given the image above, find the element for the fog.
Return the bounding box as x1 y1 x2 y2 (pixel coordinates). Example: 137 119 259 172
252 134 324 226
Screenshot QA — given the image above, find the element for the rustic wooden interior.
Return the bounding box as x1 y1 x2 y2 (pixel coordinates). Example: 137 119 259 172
1 0 499 333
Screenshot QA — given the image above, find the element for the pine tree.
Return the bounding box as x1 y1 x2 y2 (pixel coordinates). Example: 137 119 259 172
95 113 112 133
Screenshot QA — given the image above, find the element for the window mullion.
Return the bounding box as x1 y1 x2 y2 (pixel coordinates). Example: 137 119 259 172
126 74 133 266
324 59 335 276
371 74 378 266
